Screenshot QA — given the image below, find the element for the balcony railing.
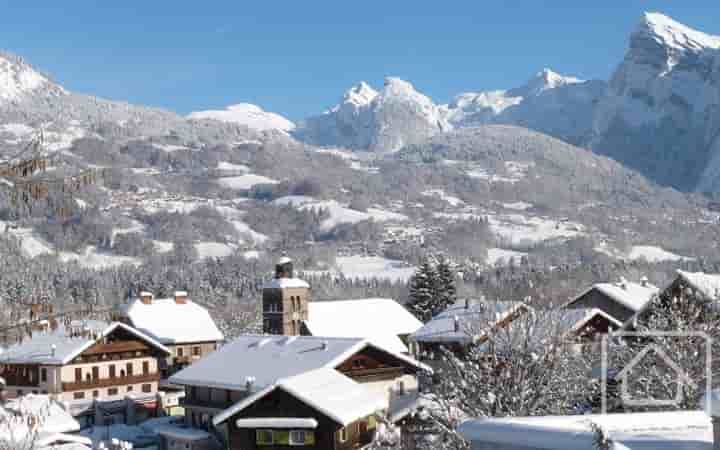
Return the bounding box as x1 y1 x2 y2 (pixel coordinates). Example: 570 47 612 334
343 366 404 380
61 372 160 391
179 396 234 411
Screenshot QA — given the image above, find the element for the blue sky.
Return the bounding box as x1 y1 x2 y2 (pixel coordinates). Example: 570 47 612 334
0 1 717 119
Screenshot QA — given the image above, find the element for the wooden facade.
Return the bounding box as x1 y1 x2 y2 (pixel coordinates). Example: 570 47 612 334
0 324 168 403
225 389 375 450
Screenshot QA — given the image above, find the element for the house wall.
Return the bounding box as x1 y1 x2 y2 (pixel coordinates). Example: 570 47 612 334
567 289 635 323
227 389 374 450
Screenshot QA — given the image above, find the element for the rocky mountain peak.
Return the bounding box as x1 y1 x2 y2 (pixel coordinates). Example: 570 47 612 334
0 51 61 103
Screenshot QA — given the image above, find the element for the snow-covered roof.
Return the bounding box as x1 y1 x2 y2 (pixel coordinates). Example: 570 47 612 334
571 280 659 313
262 277 310 289
169 335 429 392
410 300 525 344
304 298 423 353
0 321 170 365
154 424 212 441
119 297 224 344
676 270 720 301
235 418 319 429
0 394 83 448
214 368 386 427
458 410 712 450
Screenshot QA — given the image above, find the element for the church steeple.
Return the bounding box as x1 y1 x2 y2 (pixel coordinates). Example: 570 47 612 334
262 255 310 335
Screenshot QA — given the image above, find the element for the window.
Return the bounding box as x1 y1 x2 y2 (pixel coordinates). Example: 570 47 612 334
177 347 184 357
75 368 82 382
16 390 23 396
73 392 84 400
143 361 149 375
290 430 315 446
108 388 118 396
142 384 152 393
93 390 99 398
338 427 348 442
256 430 273 446
193 346 200 356
92 366 99 380
126 363 133 377
273 430 290 445
40 368 47 383
127 386 133 392
109 364 116 378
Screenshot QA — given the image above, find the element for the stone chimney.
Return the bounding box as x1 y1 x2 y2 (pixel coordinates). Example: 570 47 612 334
640 276 649 287
174 291 188 305
140 292 153 305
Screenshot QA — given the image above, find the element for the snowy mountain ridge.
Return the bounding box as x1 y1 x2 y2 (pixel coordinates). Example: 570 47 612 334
0 51 65 103
188 103 295 132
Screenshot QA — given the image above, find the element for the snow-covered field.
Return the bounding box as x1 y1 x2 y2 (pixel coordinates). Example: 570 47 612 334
422 189 464 206
305 255 416 282
194 241 237 259
60 246 141 269
216 174 279 190
486 248 529 265
595 243 694 262
274 196 407 231
488 214 584 245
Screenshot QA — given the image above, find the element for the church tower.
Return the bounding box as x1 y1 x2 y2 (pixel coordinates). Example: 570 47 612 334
262 256 310 335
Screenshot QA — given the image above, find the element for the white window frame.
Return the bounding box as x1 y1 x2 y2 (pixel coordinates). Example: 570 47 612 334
289 430 307 446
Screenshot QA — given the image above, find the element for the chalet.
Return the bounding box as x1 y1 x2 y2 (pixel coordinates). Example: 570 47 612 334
262 257 422 354
564 278 659 324
0 320 170 426
457 409 716 449
168 335 431 448
662 270 720 303
116 291 224 377
409 299 527 358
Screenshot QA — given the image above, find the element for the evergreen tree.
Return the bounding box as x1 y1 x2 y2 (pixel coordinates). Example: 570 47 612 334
407 259 438 322
435 255 457 316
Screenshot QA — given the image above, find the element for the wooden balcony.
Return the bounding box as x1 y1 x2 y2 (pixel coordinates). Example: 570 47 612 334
61 372 160 391
342 366 404 381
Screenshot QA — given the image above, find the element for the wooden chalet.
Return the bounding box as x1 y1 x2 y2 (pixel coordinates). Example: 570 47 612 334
0 320 170 425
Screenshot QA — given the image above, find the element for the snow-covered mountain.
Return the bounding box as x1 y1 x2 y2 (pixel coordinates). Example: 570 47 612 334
590 12 720 191
442 68 606 145
295 77 451 153
0 51 66 104
188 103 295 132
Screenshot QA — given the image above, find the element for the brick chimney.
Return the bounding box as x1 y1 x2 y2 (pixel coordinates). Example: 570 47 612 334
174 291 188 305
140 292 154 305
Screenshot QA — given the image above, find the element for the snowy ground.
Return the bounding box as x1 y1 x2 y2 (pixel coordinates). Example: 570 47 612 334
216 174 279 190
595 243 694 262
422 189 464 206
305 255 416 282
488 214 584 245
194 241 237 259
60 246 142 268
486 248 529 265
274 196 408 231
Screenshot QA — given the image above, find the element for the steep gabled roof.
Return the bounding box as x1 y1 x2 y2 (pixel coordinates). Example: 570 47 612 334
304 298 422 353
169 335 429 391
213 368 387 427
0 321 170 365
119 297 223 344
568 280 659 313
675 270 720 301
410 299 526 344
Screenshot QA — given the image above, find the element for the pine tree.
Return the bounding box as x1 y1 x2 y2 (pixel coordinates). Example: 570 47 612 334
434 255 457 316
407 259 438 322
